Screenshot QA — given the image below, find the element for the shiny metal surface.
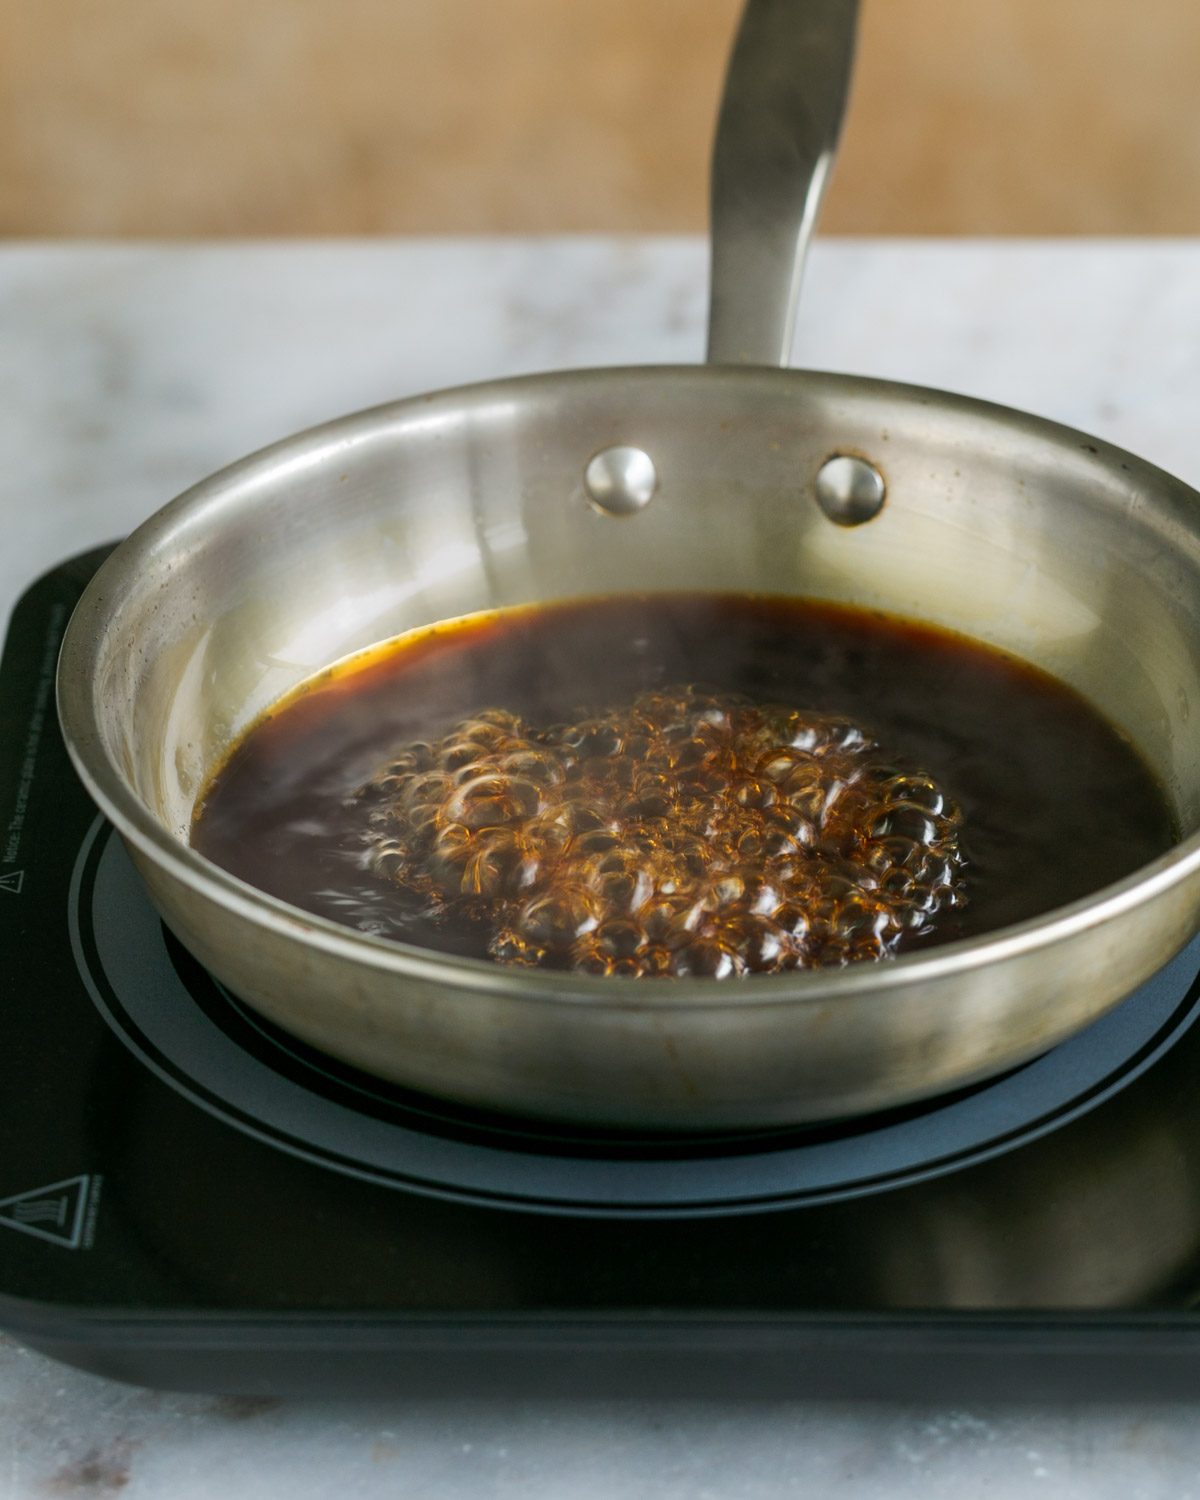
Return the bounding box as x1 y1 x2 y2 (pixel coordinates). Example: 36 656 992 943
814 452 887 525
583 444 658 516
52 0 1200 1128
56 367 1200 1127
707 0 859 365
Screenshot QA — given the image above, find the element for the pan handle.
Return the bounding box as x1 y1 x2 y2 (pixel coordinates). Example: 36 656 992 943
706 0 859 367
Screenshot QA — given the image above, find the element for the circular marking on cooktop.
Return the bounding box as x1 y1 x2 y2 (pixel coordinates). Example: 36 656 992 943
70 820 1200 1218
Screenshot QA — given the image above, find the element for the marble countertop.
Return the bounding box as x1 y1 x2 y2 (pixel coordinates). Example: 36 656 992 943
5 238 1200 1496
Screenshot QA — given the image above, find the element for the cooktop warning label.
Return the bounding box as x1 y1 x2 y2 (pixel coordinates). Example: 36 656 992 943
3 602 66 872
0 1175 100 1249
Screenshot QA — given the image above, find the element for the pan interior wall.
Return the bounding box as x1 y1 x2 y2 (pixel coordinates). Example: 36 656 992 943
86 370 1200 839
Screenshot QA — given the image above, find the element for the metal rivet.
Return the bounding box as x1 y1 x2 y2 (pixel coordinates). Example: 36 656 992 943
814 454 886 526
584 446 658 516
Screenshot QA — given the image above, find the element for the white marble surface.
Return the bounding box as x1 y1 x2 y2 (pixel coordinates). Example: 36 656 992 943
4 1332 1197 1500
7 236 1200 628
6 238 1200 1495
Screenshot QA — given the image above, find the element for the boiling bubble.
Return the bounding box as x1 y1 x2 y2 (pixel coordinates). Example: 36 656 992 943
356 685 966 978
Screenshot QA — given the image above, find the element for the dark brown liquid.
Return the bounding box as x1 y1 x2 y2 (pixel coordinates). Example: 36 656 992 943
191 594 1176 971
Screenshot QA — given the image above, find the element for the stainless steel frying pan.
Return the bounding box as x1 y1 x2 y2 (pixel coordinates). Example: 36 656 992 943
56 0 1200 1129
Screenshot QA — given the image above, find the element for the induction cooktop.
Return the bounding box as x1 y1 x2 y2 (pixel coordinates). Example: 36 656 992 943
5 549 1200 1399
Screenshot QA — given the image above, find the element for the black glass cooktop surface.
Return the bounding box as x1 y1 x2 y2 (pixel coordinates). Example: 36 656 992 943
5 549 1200 1398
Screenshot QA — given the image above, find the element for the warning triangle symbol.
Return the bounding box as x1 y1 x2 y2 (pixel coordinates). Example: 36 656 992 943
0 870 23 895
0 1175 90 1248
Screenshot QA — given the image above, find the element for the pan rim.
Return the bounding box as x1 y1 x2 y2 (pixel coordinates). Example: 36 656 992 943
56 361 1200 1015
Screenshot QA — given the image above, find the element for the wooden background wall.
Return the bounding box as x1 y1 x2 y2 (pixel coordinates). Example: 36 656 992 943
2 0 1197 236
